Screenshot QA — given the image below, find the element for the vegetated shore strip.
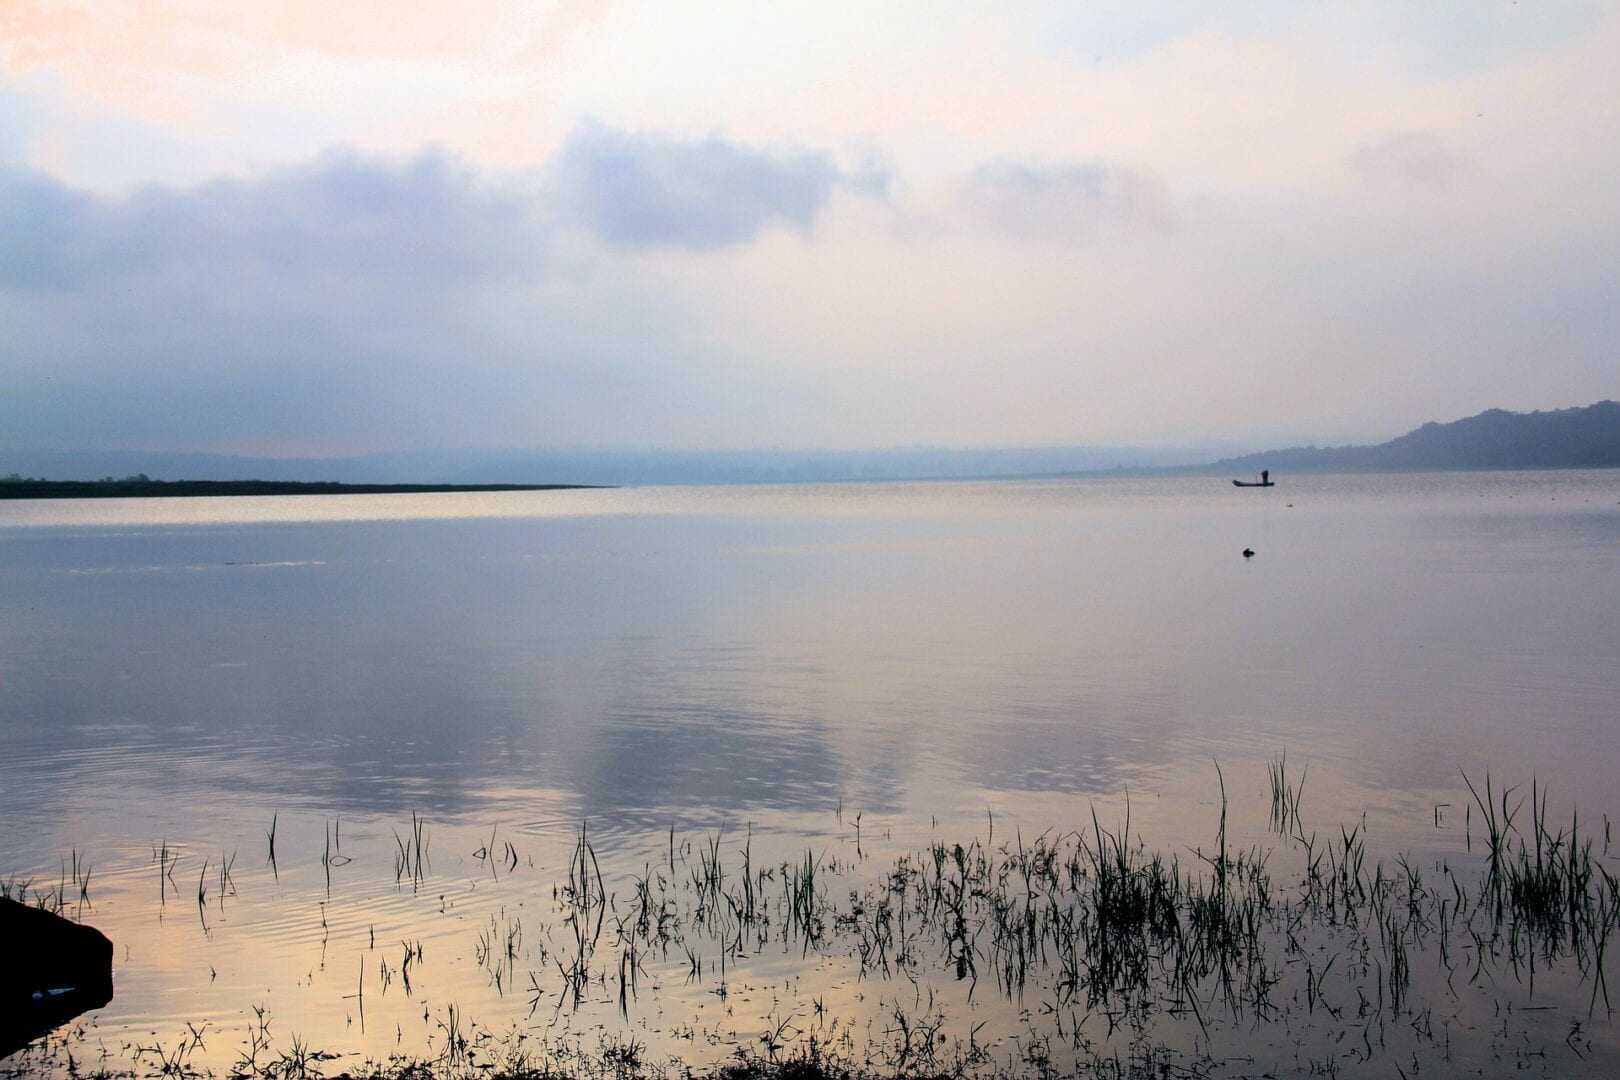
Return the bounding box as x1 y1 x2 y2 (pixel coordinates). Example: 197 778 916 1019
0 480 607 500
6 764 1617 1080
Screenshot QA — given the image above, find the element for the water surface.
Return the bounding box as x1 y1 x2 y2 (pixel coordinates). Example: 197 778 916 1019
2 472 1617 1074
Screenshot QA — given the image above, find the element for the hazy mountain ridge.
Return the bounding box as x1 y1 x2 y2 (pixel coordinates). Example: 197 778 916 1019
5 403 1615 487
1211 401 1620 474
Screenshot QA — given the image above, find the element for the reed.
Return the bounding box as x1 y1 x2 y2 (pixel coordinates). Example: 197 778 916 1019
1268 750 1307 837
150 836 181 908
394 811 430 888
65 847 92 910
10 765 1620 1080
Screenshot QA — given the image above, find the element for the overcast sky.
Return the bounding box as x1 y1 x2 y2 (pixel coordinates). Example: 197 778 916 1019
2 2 1616 455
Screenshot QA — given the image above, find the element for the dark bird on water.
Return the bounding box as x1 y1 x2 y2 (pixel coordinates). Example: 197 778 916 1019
1242 548 1255 558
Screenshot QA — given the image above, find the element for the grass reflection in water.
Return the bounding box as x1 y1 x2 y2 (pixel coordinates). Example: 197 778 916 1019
4 763 1618 1079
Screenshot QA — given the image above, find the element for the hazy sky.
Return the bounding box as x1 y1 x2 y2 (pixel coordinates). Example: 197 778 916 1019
2 2 1616 455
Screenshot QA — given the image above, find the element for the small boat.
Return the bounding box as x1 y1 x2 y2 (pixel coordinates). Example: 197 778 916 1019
1232 479 1274 487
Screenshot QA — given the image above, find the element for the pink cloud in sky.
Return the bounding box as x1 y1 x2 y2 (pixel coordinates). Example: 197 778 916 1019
0 0 606 133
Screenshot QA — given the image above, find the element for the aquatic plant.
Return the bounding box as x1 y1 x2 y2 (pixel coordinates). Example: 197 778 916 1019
5 767 1617 1078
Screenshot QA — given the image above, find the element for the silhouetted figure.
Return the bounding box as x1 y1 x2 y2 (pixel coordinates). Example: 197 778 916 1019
1243 548 1255 558
1261 470 1269 484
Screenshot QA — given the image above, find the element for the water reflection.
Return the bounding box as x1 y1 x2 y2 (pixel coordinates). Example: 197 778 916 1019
3 472 1620 1073
2 474 1618 844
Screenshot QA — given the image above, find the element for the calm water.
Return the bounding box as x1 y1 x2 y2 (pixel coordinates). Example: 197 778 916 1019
3 472 1618 1074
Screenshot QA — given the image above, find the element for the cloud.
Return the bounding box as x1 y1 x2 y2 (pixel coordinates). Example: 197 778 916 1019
0 163 94 287
0 121 869 452
0 148 543 290
0 118 860 297
1350 131 1475 190
547 119 839 250
951 159 1171 240
0 80 41 164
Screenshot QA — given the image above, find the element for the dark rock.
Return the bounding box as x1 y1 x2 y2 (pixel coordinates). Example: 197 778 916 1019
0 897 114 1060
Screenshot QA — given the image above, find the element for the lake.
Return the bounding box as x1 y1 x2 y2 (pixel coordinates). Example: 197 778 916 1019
3 471 1618 1076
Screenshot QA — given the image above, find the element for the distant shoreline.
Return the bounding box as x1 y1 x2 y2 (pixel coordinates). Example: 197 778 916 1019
0 480 605 500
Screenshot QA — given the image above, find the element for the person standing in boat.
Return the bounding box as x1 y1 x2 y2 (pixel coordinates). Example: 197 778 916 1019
1261 469 1269 484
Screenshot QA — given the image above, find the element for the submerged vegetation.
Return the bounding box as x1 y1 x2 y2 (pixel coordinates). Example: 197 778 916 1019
4 765 1618 1078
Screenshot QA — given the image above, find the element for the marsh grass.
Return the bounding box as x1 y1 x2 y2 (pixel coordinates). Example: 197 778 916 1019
154 837 180 908
1 848 95 919
473 826 520 878
394 812 430 889
1267 751 1306 838
514 768 1615 1075
6 767 1618 1079
1460 770 1620 1015
1 872 66 914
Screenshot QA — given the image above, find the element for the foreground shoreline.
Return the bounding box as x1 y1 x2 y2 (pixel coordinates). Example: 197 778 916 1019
4 764 1615 1079
0 481 604 500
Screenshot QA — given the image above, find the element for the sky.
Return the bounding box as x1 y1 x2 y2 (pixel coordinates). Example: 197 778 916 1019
1 1 1616 456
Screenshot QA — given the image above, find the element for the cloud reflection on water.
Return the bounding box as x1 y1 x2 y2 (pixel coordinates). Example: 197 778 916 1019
1 474 1618 867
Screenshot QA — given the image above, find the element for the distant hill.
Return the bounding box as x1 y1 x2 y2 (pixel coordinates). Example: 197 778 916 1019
1211 401 1620 475
5 403 1615 488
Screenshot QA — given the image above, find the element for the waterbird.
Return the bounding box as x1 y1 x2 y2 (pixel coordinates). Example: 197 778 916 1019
1242 548 1255 558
